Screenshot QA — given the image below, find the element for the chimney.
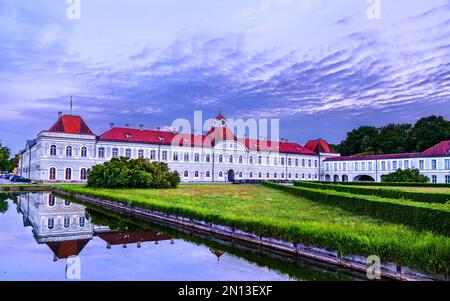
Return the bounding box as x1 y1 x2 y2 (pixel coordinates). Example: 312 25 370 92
109 123 115 129
125 123 130 128
139 124 144 131
58 111 63 118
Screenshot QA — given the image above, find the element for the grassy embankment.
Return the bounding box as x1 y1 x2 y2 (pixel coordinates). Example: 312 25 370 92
56 183 450 276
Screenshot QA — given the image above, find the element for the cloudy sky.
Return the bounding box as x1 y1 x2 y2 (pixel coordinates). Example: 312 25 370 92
1 0 449 154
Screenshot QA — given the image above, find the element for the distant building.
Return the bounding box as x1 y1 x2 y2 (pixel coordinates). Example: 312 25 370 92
17 112 450 183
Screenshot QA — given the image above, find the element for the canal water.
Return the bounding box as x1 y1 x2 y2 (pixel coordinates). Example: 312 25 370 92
0 193 367 281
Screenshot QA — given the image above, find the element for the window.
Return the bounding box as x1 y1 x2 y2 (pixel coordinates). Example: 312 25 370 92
281 158 285 166
79 217 86 228
81 146 87 157
219 171 223 178
354 162 359 171
80 168 87 180
266 173 270 178
194 153 200 162
219 155 223 163
288 173 291 179
49 167 56 181
368 162 373 171
432 175 437 183
381 161 386 171
302 173 305 179
229 155 233 163
281 173 285 178
239 172 243 178
139 149 145 158
393 161 398 170
194 171 199 178
64 200 71 207
308 174 312 179
98 147 105 158
184 152 190 162
65 168 72 181
274 157 278 166
125 149 132 158
387 161 391 170
150 150 156 160
50 145 57 156
266 156 270 165
239 156 243 164
184 171 189 178
64 217 70 229
258 172 262 178
295 174 298 179
274 173 277 179
206 154 210 162
249 172 253 178
258 156 262 165
295 159 299 167
445 159 450 170
314 160 318 167
431 159 437 170
343 163 347 171
361 162 366 171
249 156 253 164
308 159 312 167
66 146 73 157
302 159 305 167
445 175 450 183
325 163 330 171
404 160 410 169
334 163 338 171
48 219 55 230
419 160 424 170
206 171 211 178
173 152 179 161
48 194 56 207
162 151 168 161
112 148 119 158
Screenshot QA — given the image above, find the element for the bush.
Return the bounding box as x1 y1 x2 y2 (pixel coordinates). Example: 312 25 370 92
294 181 450 204
382 168 429 183
87 157 180 189
264 182 450 236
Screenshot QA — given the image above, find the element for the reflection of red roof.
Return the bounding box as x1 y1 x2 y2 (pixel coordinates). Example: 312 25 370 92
216 114 225 120
98 230 172 245
305 140 335 154
48 115 94 135
46 239 90 259
99 127 316 155
325 140 450 162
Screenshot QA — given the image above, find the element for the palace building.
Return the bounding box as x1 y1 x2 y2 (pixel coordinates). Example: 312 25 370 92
18 113 450 183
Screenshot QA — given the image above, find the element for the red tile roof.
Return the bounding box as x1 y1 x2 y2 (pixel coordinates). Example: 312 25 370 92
305 139 335 154
48 115 94 135
99 126 316 155
46 239 90 259
98 230 172 245
325 140 450 162
215 114 226 120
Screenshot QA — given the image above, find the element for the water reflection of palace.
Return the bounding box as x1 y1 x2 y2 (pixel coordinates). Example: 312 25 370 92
15 193 178 261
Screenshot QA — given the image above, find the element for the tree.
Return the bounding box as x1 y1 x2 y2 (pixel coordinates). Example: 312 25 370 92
9 153 20 173
408 116 450 152
378 123 412 154
382 169 429 183
0 143 11 172
87 157 180 189
338 126 379 156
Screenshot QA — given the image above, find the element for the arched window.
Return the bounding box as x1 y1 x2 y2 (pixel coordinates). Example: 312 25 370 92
249 172 253 178
295 174 299 179
81 146 88 157
48 219 55 230
274 173 278 179
66 146 73 157
249 156 253 164
206 155 210 162
218 155 223 163
184 171 189 178
64 200 71 207
125 149 132 158
281 173 285 178
49 167 56 181
65 168 72 181
64 217 70 229
206 171 211 178
229 155 233 163
266 173 270 178
219 171 223 178
194 153 200 162
288 173 292 179
79 217 86 228
80 168 87 180
98 147 105 158
48 194 56 207
50 145 57 156
194 171 199 178
239 172 243 178
138 149 145 158
239 156 243 164
112 148 119 158
258 172 262 178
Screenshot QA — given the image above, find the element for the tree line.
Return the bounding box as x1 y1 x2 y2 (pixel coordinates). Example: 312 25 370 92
0 143 18 173
331 116 450 156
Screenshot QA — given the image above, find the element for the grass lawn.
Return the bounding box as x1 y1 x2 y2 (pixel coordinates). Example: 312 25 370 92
57 183 450 276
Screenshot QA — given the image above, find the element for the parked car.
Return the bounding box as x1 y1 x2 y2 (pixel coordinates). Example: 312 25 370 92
4 174 14 180
10 176 31 183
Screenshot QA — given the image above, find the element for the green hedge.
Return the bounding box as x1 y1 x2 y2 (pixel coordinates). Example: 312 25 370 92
264 182 450 236
294 181 450 204
316 181 450 188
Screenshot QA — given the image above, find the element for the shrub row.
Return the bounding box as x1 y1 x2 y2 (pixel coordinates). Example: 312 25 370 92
263 182 450 236
55 185 450 276
316 181 450 188
294 181 450 204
